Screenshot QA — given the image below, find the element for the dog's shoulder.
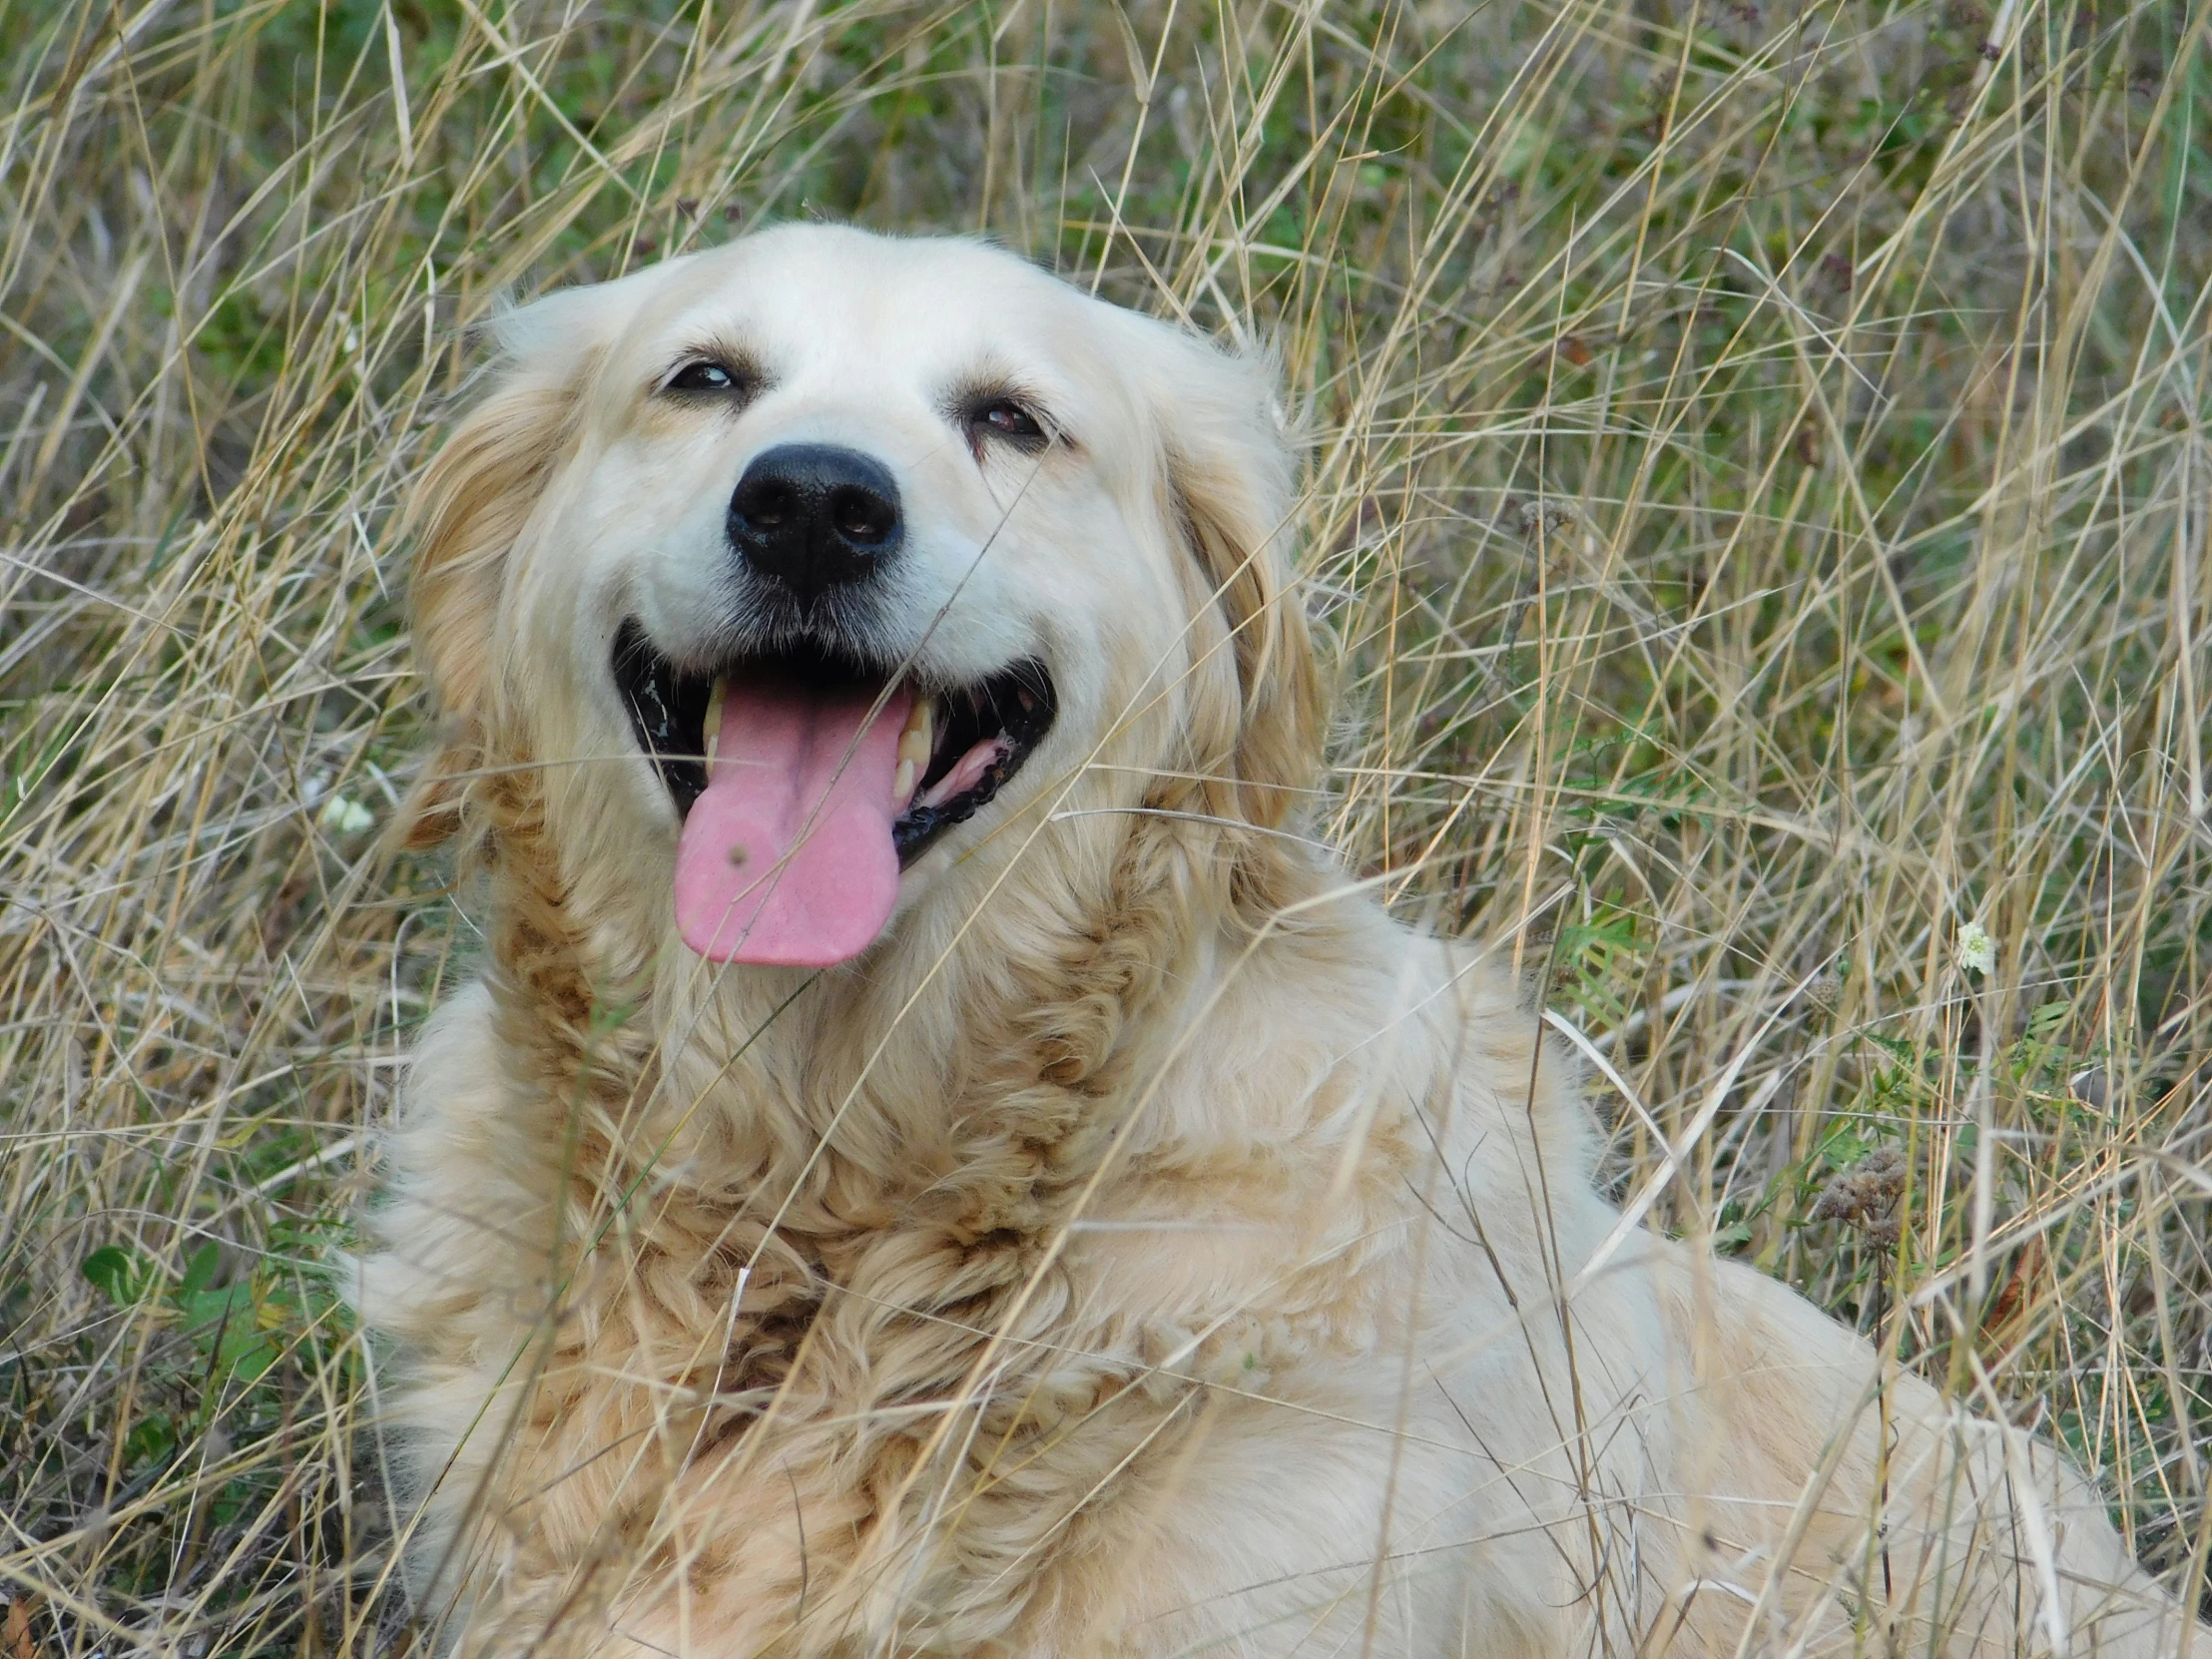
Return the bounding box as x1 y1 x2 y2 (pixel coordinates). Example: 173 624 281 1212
360 978 557 1353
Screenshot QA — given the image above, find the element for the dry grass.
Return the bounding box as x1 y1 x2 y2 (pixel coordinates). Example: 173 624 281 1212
1 0 2208 1651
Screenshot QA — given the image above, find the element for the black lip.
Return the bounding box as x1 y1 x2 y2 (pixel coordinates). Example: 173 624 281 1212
611 620 1056 866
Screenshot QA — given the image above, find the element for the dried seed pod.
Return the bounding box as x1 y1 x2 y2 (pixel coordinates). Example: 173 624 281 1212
1809 1144 1908 1247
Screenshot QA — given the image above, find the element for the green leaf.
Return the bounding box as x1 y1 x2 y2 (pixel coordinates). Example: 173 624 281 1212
178 1240 221 1299
82 1245 151 1306
1818 1121 1876 1171
122 1411 176 1470
215 1322 280 1384
177 1282 253 1333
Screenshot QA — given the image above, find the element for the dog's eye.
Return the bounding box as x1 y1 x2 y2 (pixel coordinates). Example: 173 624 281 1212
973 398 1045 443
668 360 741 393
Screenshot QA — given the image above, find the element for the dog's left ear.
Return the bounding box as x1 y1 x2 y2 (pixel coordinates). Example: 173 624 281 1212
1141 332 1325 838
394 277 647 849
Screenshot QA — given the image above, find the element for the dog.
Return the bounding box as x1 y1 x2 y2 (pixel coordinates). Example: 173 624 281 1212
361 224 2204 1658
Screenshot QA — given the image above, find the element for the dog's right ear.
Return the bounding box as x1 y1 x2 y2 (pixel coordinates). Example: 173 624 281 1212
396 286 619 848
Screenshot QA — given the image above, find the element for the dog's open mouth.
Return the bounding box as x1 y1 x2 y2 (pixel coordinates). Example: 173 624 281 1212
612 621 1055 966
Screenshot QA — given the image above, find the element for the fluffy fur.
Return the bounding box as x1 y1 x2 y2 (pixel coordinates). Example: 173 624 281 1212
361 225 2203 1658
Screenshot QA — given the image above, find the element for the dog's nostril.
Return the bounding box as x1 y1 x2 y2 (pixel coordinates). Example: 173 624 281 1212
728 444 903 603
739 479 796 528
830 488 895 545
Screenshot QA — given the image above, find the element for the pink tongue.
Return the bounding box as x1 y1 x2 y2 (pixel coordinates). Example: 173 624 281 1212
673 678 910 966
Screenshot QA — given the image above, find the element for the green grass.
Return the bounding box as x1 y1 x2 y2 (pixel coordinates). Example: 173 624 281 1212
2 0 2208 1650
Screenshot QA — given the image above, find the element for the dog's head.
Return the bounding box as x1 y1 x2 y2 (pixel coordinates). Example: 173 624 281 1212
404 226 1321 970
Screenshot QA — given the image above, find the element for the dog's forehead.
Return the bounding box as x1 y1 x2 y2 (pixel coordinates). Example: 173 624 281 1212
650 229 1098 381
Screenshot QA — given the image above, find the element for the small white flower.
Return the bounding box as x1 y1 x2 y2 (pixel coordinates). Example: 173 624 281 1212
342 325 360 355
320 795 373 834
1957 921 1995 975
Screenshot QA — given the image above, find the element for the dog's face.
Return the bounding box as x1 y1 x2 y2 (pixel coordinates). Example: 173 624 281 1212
408 226 1319 968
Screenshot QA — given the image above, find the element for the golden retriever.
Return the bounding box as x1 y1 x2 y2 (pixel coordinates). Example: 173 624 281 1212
361 225 2203 1658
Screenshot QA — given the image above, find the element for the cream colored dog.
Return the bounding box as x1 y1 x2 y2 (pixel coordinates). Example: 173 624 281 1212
362 225 2202 1658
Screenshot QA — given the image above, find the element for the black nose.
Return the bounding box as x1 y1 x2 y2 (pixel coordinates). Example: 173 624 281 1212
728 444 902 604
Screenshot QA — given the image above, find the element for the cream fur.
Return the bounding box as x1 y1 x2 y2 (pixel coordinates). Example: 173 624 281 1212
360 225 2203 1658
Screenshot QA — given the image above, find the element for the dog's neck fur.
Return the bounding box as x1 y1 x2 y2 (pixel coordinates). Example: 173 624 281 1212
470 740 1321 1168
471 752 1347 1345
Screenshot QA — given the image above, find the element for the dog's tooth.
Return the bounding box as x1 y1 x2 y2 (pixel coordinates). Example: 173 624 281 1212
893 758 916 806
896 699 933 769
702 676 727 767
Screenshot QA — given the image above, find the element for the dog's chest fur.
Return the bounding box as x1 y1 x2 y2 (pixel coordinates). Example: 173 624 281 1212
368 812 1450 1658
